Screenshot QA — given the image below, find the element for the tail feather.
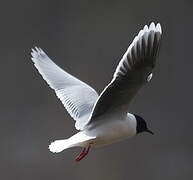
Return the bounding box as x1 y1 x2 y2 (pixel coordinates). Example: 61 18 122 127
49 139 72 153
48 132 96 153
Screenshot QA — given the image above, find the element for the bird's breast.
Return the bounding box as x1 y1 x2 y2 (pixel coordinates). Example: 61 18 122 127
85 113 136 147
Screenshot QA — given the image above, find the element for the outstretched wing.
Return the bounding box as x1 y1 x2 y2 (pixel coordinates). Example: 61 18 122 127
31 48 98 130
88 22 162 123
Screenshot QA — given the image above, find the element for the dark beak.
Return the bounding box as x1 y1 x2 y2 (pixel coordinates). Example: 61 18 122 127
146 129 154 135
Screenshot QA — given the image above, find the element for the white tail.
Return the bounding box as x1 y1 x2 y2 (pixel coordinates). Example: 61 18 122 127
49 139 72 153
48 132 96 153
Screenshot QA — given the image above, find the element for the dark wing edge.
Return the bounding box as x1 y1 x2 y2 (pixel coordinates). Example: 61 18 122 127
86 22 162 124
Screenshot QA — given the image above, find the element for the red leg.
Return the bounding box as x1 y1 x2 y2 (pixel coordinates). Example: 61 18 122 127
75 145 91 162
75 148 86 161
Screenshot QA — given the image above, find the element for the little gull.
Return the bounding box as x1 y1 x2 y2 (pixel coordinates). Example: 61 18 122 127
30 22 162 161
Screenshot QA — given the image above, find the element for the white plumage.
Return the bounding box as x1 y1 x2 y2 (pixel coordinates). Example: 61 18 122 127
30 22 162 161
31 47 98 130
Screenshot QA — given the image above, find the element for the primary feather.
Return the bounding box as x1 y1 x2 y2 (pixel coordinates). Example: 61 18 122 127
31 48 98 130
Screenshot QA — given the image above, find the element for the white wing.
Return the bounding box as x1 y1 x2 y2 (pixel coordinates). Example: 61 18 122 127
88 22 162 122
31 47 98 130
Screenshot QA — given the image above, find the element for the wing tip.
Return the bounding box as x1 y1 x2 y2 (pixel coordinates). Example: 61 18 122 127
114 22 162 78
143 22 162 35
127 22 162 56
132 22 162 47
30 47 47 62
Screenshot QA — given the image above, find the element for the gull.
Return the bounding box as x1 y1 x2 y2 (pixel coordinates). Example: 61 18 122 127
30 22 162 161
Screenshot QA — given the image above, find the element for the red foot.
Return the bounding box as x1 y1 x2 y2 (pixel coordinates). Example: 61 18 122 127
75 145 91 162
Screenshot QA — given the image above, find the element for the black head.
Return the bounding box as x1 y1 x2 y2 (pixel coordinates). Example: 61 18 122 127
134 114 154 135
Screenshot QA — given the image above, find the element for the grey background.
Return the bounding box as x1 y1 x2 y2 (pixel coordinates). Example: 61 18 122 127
0 0 193 179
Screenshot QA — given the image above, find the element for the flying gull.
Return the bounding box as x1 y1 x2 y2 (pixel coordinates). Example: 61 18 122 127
30 22 162 161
